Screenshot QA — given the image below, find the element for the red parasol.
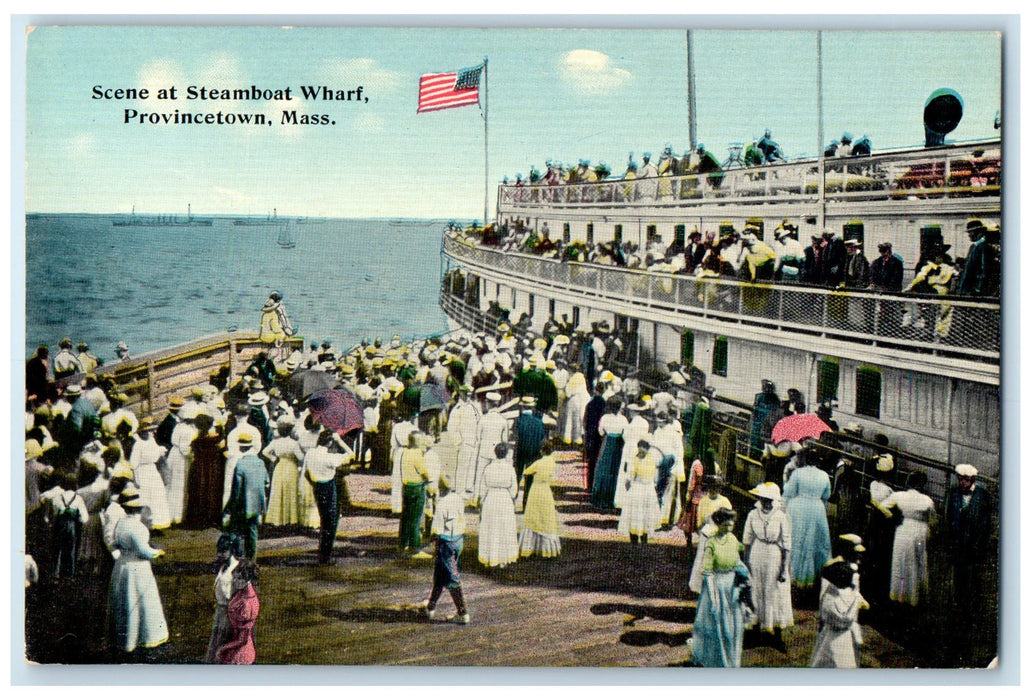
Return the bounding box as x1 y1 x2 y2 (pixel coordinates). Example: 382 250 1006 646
307 388 365 436
771 413 832 445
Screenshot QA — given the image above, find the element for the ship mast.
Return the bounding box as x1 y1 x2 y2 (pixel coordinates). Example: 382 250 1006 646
686 30 697 150
817 31 826 233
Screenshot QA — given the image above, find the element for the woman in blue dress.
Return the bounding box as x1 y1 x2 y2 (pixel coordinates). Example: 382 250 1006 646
589 398 628 510
783 452 832 588
690 507 754 667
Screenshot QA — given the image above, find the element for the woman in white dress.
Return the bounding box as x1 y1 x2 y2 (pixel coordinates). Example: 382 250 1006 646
477 442 519 568
165 416 197 525
742 482 793 644
107 492 168 654
616 439 662 544
293 412 323 529
129 418 171 531
878 470 935 606
561 371 589 444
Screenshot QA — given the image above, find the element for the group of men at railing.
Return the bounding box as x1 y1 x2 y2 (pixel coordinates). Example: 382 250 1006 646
458 215 1001 301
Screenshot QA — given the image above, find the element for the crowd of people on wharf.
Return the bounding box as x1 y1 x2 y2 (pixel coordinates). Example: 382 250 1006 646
24 300 996 666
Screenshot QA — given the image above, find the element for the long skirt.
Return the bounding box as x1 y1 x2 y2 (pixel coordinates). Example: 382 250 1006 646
297 474 321 529
617 479 662 537
889 518 929 606
519 479 561 558
266 459 301 526
205 604 229 663
590 434 624 510
108 558 169 653
478 488 519 567
786 496 831 586
398 482 426 551
135 463 171 530
165 447 189 525
747 541 794 632
691 568 747 668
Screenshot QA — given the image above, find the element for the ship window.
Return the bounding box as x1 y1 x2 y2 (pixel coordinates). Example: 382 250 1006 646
746 217 764 240
614 224 623 243
843 221 865 250
586 222 594 244
549 299 555 319
817 358 840 403
674 225 686 249
712 336 728 377
511 288 517 308
856 366 882 419
719 221 735 238
528 294 535 319
919 225 943 263
646 224 658 242
572 306 580 329
680 329 694 366
563 222 571 243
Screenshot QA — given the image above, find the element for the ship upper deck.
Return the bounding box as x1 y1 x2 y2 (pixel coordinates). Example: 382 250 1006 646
497 140 1001 220
441 232 999 387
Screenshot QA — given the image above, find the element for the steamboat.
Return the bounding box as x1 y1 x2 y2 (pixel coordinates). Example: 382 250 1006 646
438 92 1002 485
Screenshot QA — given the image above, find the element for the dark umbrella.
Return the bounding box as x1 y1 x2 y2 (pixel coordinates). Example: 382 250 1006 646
418 383 449 413
284 369 340 402
307 388 365 436
771 413 832 445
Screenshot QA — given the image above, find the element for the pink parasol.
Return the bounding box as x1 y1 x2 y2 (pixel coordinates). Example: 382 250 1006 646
307 388 365 436
771 413 832 446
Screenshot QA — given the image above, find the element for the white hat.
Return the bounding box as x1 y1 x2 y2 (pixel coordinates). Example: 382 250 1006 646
955 464 978 478
599 370 616 383
669 373 686 387
65 383 82 396
247 391 269 407
750 482 781 501
519 395 536 406
485 392 502 403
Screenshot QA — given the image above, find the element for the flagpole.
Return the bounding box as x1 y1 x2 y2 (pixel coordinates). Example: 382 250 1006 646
482 57 489 226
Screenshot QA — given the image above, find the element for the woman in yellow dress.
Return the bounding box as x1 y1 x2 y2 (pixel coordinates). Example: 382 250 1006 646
518 444 562 558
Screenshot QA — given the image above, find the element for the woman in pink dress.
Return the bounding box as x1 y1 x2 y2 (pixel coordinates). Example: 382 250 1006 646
218 559 260 664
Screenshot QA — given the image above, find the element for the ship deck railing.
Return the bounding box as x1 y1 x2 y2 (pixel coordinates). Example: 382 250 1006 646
442 235 1000 367
497 140 1001 209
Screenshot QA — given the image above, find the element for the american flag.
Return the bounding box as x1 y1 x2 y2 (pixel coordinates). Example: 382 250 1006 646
417 64 483 114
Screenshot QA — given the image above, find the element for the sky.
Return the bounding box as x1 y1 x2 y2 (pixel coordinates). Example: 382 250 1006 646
23 25 1002 219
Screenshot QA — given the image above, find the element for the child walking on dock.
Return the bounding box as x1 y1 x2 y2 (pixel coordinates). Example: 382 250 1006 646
421 473 470 624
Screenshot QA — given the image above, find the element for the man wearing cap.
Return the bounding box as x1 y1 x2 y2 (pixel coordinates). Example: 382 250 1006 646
513 395 545 510
870 241 904 292
473 392 509 499
843 239 871 289
53 338 83 380
944 464 993 615
223 433 269 559
76 342 101 374
156 397 183 450
802 232 826 285
820 229 848 287
957 219 989 296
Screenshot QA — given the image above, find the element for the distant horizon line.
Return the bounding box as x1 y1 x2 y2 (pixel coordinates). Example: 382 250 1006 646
25 212 463 221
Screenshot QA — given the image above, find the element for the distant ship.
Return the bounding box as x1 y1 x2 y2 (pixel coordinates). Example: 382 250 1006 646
113 204 214 227
277 223 296 249
234 208 280 227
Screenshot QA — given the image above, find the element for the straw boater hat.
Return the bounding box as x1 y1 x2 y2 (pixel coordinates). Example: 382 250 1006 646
519 395 536 407
750 482 781 501
485 391 502 404
838 533 866 554
955 464 978 478
138 416 156 432
237 433 254 447
248 391 269 407
65 383 82 397
545 360 557 371
119 488 144 510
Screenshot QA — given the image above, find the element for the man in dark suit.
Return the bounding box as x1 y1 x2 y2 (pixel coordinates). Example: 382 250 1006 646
944 464 993 605
513 396 545 510
223 434 270 559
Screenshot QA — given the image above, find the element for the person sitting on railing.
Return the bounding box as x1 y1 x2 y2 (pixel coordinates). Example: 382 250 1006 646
757 129 787 163
739 233 777 282
843 240 872 289
528 165 541 185
657 145 676 199
902 242 956 336
835 133 854 158
638 152 659 199
772 224 805 282
534 229 558 256
850 135 872 157
620 158 638 201
744 140 764 167
824 140 840 158
693 143 724 189
593 161 611 180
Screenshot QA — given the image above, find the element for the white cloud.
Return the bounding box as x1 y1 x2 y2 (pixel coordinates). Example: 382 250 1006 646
559 49 632 95
197 53 245 87
322 58 403 94
135 59 186 100
354 114 384 133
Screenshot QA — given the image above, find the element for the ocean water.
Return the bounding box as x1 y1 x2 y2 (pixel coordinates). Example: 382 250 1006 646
24 215 451 361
